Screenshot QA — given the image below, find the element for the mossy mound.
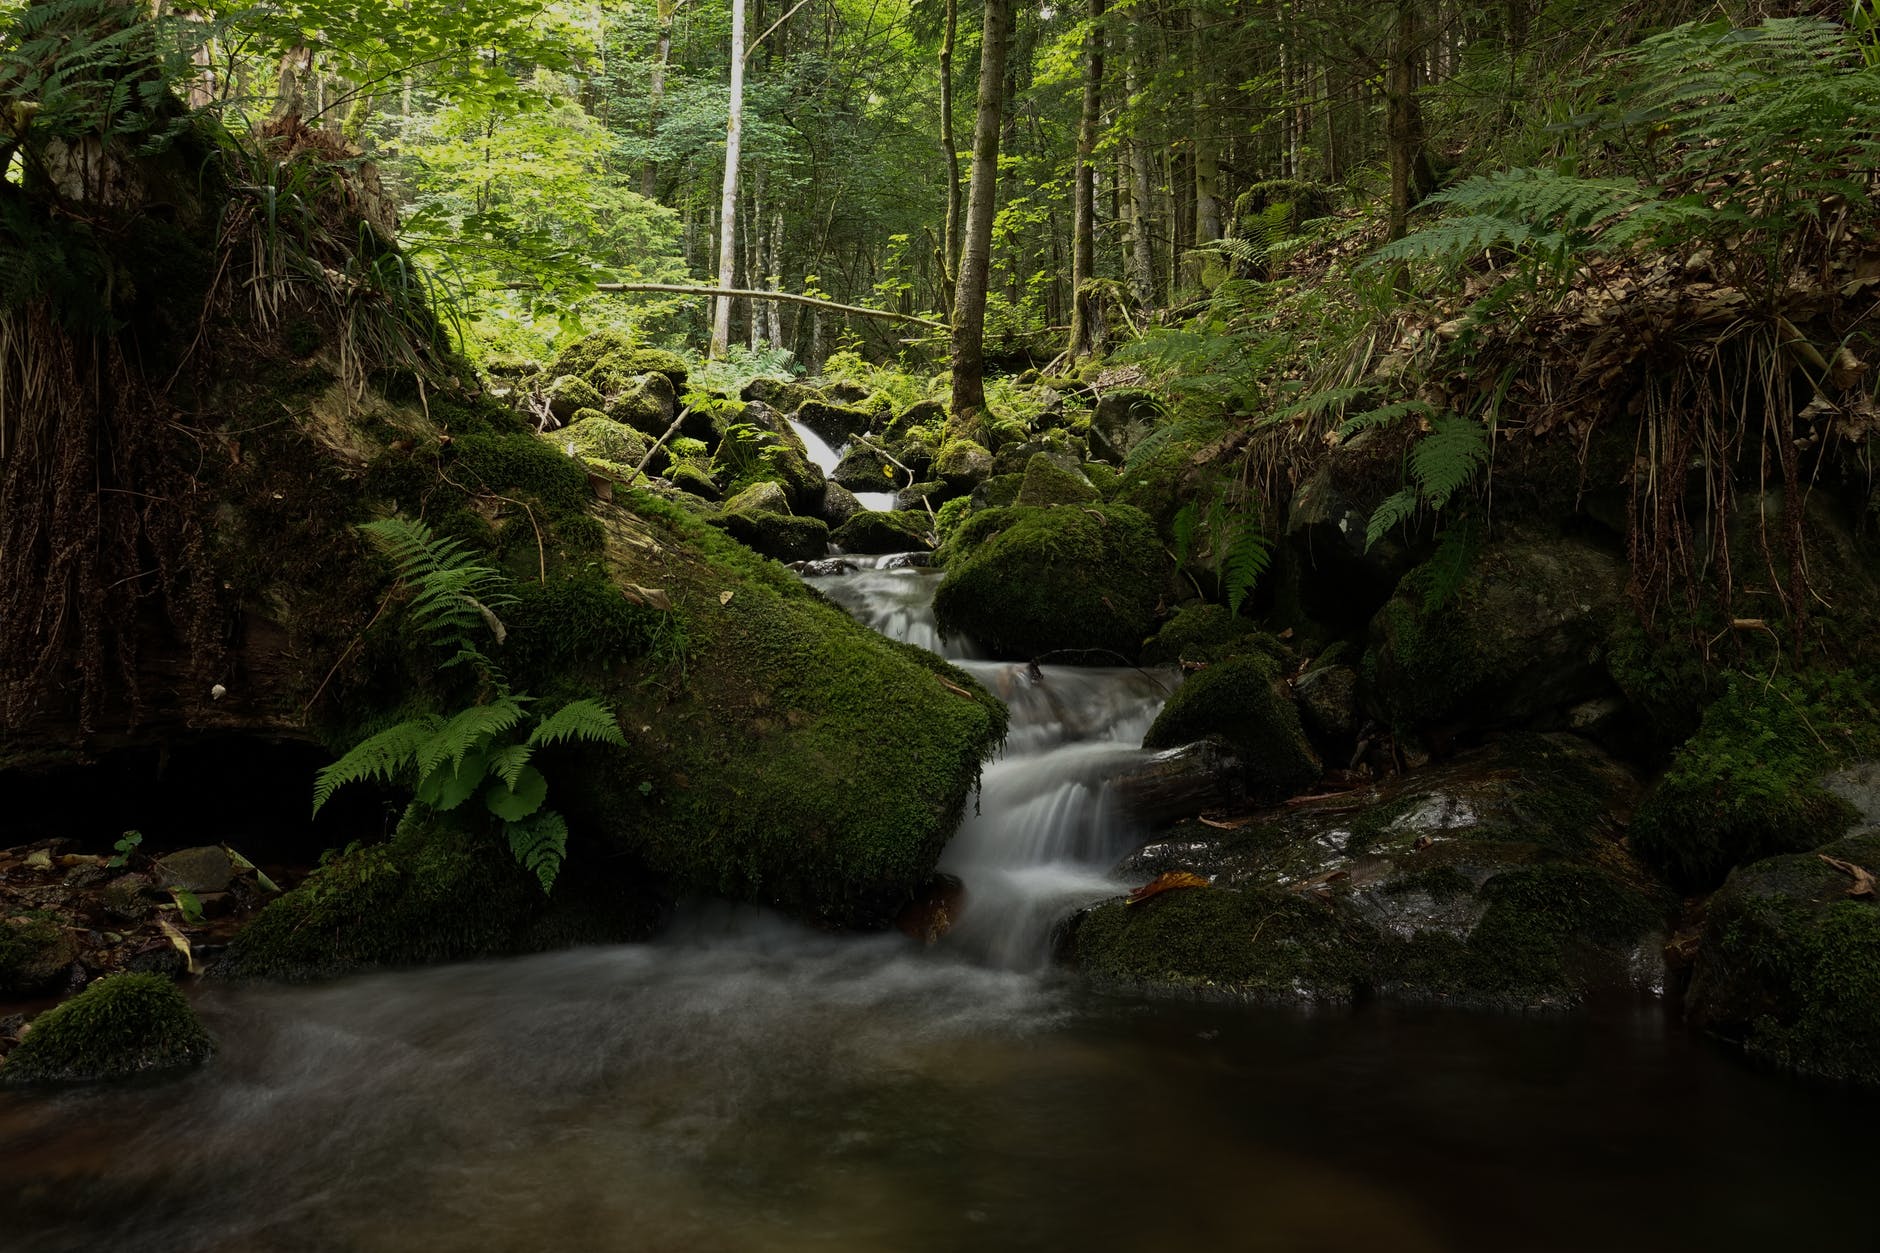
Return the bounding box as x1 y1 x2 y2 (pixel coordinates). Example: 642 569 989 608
1142 653 1319 801
1014 453 1099 507
896 479 951 510
1631 674 1875 891
550 414 652 473
1363 538 1626 730
709 509 830 563
970 473 1023 511
546 330 635 383
605 373 677 435
1110 418 1227 532
759 443 827 513
1141 603 1279 667
1 973 212 1085
1688 831 1880 1084
933 440 994 491
215 818 657 983
796 399 876 445
0 912 76 996
724 480 791 514
546 374 605 421
1087 734 1670 1008
626 349 689 392
831 444 897 491
741 377 822 413
566 494 1008 926
669 462 722 501
932 504 1166 662
832 510 934 555
1082 462 1119 497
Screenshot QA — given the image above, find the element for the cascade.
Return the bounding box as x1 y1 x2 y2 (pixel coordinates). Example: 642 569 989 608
788 419 899 512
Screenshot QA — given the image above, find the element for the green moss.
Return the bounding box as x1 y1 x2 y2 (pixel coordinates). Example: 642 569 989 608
502 574 683 681
1110 418 1228 532
546 374 605 420
1014 453 1100 506
0 913 73 996
933 495 972 547
1140 603 1281 667
933 440 993 487
1 973 212 1085
832 510 933 554
1631 674 1871 891
709 510 830 563
1082 462 1119 496
547 330 635 382
550 415 650 470
669 462 722 500
1142 654 1320 801
1066 887 1380 1001
605 374 677 434
450 432 592 515
932 504 1167 661
628 348 689 391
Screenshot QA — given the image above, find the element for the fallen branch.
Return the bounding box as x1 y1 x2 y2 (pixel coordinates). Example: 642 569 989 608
502 281 948 331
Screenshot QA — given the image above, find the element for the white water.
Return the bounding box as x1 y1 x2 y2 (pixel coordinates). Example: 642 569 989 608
802 558 1178 968
789 418 898 512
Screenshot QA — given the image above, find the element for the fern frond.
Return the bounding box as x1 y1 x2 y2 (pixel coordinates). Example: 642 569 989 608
1170 502 1200 570
1411 418 1491 510
528 698 628 749
505 810 569 894
1219 518 1272 618
1365 488 1420 552
1336 400 1433 441
312 716 441 814
416 696 528 776
1277 385 1370 421
484 744 536 790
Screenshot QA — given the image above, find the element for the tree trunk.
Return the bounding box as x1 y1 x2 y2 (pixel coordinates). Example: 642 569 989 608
1387 0 1436 241
948 0 1013 418
1123 23 1156 311
642 0 676 199
939 0 962 294
1065 0 1105 363
1190 2 1221 253
711 0 749 357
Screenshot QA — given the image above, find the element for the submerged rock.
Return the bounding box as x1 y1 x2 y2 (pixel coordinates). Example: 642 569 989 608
1687 830 1880 1085
1065 734 1670 1009
933 504 1166 662
1 973 212 1085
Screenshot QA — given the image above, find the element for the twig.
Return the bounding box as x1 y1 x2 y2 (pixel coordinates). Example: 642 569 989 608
623 405 695 492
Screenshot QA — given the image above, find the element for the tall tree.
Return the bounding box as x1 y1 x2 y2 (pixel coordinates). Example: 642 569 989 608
950 0 1013 416
712 0 749 357
1066 0 1105 361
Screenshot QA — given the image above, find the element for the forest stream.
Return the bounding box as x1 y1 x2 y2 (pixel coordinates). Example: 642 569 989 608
1 552 1875 1253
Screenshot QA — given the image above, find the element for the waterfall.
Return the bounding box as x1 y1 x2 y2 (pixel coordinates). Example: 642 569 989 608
801 558 1177 968
789 419 898 511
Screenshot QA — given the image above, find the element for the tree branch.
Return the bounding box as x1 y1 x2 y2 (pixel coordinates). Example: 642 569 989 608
503 281 949 330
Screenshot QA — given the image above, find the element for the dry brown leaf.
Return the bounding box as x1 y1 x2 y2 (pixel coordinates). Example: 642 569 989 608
620 583 672 611
1818 854 1877 899
1126 871 1210 905
718 590 735 606
156 916 202 976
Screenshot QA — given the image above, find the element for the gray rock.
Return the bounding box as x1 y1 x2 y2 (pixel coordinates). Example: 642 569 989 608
1294 665 1359 752
722 481 791 515
153 846 234 895
819 482 864 526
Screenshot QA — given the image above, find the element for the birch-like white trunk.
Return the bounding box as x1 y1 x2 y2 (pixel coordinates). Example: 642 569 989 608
711 0 748 358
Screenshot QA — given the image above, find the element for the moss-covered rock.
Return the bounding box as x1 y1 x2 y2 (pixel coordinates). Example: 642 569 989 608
627 348 689 392
1142 654 1320 801
741 376 822 413
709 509 830 563
1630 675 1873 891
1140 603 1277 667
1076 734 1669 1008
1088 388 1163 462
563 494 1008 926
605 373 677 435
550 414 654 475
969 473 1023 511
1082 462 1119 497
1362 538 1626 730
895 479 951 510
832 443 900 492
1111 418 1228 533
1 973 212 1085
933 440 994 491
545 374 605 422
0 912 76 996
668 462 722 501
545 330 635 383
215 818 657 983
796 399 876 446
1687 831 1880 1084
820 481 863 525
723 480 791 514
933 495 972 547
992 433 1087 479
1014 453 1100 507
832 510 934 555
933 504 1165 661
761 443 827 513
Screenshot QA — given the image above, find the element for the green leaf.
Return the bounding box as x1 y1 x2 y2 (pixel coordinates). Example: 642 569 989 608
527 698 627 749
505 810 569 894
1365 488 1420 552
415 747 492 812
485 764 549 821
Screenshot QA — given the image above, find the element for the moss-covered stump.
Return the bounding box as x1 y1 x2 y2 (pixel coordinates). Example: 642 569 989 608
562 495 1006 927
1687 831 1880 1084
214 819 659 983
831 510 934 555
1014 453 1100 507
1363 538 1626 730
1075 734 1670 1008
1142 654 1320 802
1630 676 1875 892
932 504 1166 662
709 509 830 563
1 973 212 1085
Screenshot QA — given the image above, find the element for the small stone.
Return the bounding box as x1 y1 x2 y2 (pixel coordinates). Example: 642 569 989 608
154 847 235 895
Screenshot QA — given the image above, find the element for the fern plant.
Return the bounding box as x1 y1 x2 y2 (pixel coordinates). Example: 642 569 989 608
1171 486 1272 617
1364 416 1491 551
313 518 629 892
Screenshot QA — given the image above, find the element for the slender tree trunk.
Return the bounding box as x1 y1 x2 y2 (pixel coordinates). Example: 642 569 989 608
1191 3 1221 252
1066 0 1105 362
949 0 1013 418
939 0 962 292
642 0 676 199
1123 22 1156 311
711 0 749 357
1387 0 1436 240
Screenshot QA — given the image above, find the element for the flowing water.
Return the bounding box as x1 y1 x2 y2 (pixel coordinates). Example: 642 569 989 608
2 555 1876 1252
789 420 897 512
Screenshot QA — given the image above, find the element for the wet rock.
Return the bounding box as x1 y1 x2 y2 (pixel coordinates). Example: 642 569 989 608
793 557 859 577
668 463 721 501
797 399 876 446
1140 604 1282 668
1075 734 1669 1009
1109 738 1247 828
709 510 830 563
100 873 157 921
0 914 78 996
933 504 1167 662
1364 538 1627 730
819 481 863 525
1295 665 1360 757
1143 654 1320 802
723 480 791 515
832 510 934 555
0 973 213 1086
1277 442 1419 636
153 846 235 895
759 442 827 513
1687 830 1880 1085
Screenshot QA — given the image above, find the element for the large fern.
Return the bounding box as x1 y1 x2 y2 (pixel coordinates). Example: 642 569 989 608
359 518 515 663
1363 418 1492 551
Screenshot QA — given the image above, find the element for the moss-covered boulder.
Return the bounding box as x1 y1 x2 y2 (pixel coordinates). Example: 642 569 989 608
797 399 876 446
626 348 689 392
1140 603 1278 667
550 414 655 476
0 912 77 996
970 473 1023 511
1630 676 1872 891
887 398 948 439
605 373 677 436
832 510 934 555
1142 654 1320 802
832 443 899 492
761 443 827 513
668 462 722 501
933 504 1165 662
933 440 994 492
215 819 659 983
1014 453 1100 507
709 509 830 563
895 479 951 510
1089 388 1163 462
1068 734 1669 1008
993 433 1087 480
1687 831 1880 1084
820 482 863 525
1 973 212 1085
1111 417 1227 533
545 330 634 383
1363 538 1626 730
741 376 822 413
723 480 791 514
1082 462 1119 497
545 374 605 422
